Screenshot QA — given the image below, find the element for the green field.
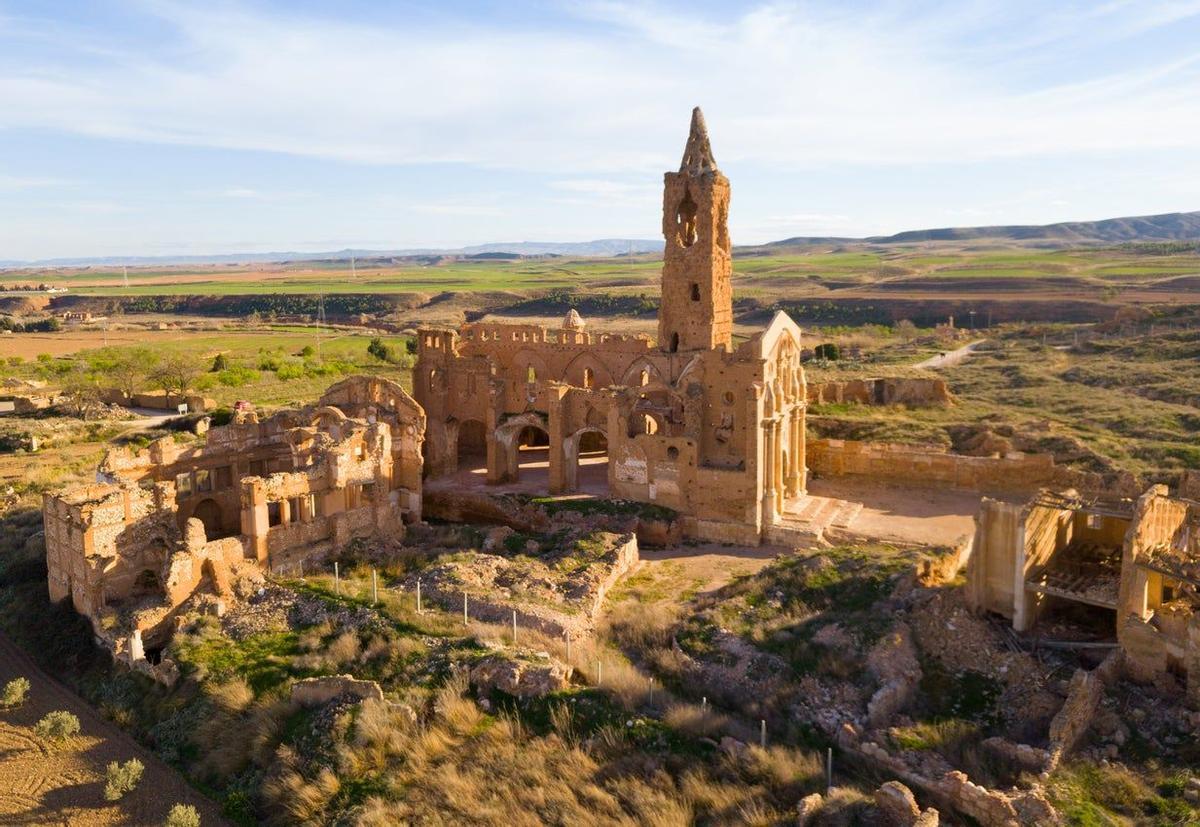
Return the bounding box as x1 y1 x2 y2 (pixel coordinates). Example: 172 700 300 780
6 242 1199 299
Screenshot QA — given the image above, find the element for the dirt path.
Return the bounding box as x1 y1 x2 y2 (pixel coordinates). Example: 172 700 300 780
915 338 986 369
0 632 227 826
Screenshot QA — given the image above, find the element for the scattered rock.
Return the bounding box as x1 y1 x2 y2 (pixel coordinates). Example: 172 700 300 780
470 651 570 698
291 674 384 708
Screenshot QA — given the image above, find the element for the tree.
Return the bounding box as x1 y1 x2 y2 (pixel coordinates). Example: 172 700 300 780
59 361 101 420
814 342 840 361
92 347 158 401
211 353 230 372
367 337 393 362
894 319 918 342
152 353 203 403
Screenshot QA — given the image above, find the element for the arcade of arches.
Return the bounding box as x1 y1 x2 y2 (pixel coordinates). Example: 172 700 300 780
415 107 808 544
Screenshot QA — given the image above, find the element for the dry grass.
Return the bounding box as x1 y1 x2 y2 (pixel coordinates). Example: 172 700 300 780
255 664 826 826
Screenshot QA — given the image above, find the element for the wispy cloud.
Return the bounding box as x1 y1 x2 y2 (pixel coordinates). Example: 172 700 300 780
0 1 1197 173
0 174 75 191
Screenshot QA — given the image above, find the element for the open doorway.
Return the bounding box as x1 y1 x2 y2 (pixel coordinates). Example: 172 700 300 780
514 425 551 484
456 419 487 476
566 428 609 493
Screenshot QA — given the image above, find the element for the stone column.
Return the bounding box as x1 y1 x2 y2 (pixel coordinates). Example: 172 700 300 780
761 420 777 524
548 405 567 494
485 383 504 484
786 407 803 497
240 479 270 565
795 403 807 495
776 419 787 514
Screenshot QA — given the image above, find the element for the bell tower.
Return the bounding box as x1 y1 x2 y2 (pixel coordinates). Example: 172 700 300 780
658 107 733 353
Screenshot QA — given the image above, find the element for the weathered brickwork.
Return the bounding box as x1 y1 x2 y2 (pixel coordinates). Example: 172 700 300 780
967 484 1200 703
415 109 807 542
43 376 425 669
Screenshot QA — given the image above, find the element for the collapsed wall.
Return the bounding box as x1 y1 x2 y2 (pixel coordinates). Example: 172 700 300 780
809 438 1138 497
42 376 427 678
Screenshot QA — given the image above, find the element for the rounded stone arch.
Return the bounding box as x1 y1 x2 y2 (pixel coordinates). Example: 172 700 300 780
509 349 551 386
191 498 225 541
494 412 551 482
769 330 801 403
675 354 704 389
627 381 685 437
446 416 488 473
620 359 665 388
561 352 614 390
563 425 609 493
310 405 349 439
762 380 778 419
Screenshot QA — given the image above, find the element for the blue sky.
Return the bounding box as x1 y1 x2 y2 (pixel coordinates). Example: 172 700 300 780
2 0 1200 260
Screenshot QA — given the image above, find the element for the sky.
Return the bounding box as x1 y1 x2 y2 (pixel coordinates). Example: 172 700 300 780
2 0 1200 260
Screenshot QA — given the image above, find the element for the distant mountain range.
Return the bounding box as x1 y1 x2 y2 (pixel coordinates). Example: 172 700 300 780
3 210 1199 267
763 210 1200 247
0 239 663 268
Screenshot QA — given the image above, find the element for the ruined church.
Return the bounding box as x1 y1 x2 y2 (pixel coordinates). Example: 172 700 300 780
416 108 807 543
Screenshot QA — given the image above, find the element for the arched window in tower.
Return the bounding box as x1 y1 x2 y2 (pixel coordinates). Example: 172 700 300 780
639 369 649 387
669 333 680 353
675 189 698 247
526 366 536 384
690 283 700 301
583 367 594 389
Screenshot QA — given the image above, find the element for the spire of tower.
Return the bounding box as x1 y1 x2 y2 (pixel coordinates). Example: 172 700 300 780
679 106 717 174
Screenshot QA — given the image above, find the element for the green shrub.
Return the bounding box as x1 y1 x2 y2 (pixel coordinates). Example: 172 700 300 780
814 342 840 360
299 345 316 358
165 803 201 827
275 362 304 381
104 757 145 801
1 676 30 708
35 710 81 743
367 337 395 363
210 353 229 372
216 366 259 387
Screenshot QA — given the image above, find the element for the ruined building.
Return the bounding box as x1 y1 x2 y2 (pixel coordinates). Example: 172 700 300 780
416 109 807 543
43 376 424 667
967 485 1200 704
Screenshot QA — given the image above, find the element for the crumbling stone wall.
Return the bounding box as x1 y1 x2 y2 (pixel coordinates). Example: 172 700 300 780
967 484 1200 701
809 438 1135 496
807 377 952 407
44 375 426 659
415 110 808 544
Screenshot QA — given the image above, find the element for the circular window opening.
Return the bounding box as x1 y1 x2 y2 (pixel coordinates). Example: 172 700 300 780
666 446 679 461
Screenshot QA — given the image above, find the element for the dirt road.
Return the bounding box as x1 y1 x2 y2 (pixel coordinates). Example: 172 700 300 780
0 632 227 826
915 338 986 369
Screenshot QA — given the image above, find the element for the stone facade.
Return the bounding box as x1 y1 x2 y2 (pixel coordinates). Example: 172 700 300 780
415 109 807 543
43 376 425 658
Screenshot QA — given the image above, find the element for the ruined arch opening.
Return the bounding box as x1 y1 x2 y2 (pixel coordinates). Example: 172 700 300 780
192 498 228 541
675 189 698 247
511 424 551 488
132 568 160 598
456 419 488 476
583 367 594 389
565 428 608 494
